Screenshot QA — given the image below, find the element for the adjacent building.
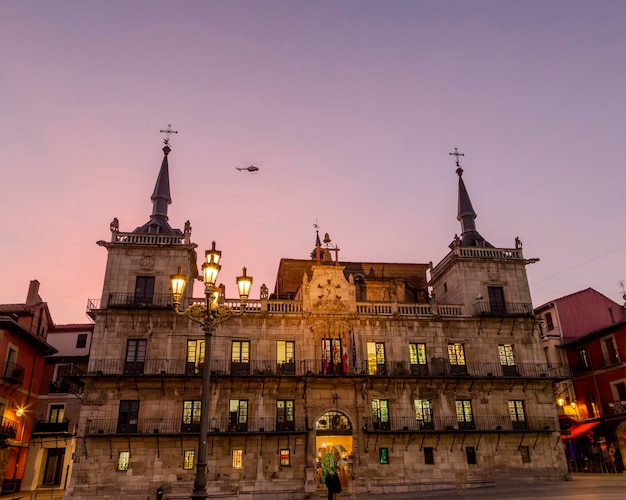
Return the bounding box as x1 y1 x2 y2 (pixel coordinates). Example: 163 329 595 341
65 143 569 499
22 322 92 494
0 280 57 494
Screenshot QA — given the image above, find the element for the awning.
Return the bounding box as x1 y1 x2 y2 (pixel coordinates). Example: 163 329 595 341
561 421 600 440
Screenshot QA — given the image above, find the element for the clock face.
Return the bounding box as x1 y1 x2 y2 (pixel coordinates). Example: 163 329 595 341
310 268 350 312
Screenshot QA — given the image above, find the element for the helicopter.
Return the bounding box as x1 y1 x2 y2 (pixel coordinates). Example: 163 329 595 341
236 165 260 173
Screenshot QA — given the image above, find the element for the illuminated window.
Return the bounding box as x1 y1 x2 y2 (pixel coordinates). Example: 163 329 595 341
321 338 344 374
455 400 474 430
448 343 467 374
367 342 387 375
277 341 295 374
49 404 65 423
280 448 290 466
229 400 248 432
498 344 519 376
232 449 243 469
183 450 194 470
182 400 201 432
408 343 427 375
117 451 130 471
508 400 526 430
231 341 250 375
414 399 433 429
186 340 205 375
371 399 390 430
379 447 389 464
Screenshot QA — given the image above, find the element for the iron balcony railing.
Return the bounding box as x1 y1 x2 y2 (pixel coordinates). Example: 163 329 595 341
87 357 571 380
32 420 75 435
362 415 559 433
0 417 18 440
106 292 174 309
473 301 534 316
85 416 309 436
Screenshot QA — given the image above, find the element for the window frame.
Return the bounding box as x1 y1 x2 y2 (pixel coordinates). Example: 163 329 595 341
371 399 390 430
455 399 474 430
183 450 195 470
232 449 243 469
117 451 130 471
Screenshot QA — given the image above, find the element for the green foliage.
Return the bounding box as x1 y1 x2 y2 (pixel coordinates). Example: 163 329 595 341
321 450 335 486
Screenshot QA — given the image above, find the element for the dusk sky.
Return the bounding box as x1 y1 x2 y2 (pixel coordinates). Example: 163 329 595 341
2 1 626 324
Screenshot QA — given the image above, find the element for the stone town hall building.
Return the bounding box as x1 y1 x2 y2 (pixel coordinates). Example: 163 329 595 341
66 143 569 498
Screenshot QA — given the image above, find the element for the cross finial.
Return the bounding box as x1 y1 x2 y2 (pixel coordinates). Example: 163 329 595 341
449 147 465 176
449 147 464 167
159 124 178 147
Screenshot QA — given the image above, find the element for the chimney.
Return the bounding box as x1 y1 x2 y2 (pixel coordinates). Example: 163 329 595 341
26 280 41 305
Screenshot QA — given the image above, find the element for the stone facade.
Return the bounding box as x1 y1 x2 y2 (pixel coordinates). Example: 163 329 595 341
65 148 569 499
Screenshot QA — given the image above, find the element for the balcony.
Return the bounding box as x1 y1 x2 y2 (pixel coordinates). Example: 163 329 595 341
85 416 309 436
106 292 173 309
0 417 18 441
473 301 533 317
1 362 24 385
362 415 558 433
32 420 75 436
86 357 571 380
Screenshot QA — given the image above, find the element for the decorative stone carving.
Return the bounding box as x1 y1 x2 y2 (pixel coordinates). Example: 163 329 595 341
140 254 155 270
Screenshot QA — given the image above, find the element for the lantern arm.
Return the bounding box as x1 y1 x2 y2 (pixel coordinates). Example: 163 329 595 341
172 303 209 328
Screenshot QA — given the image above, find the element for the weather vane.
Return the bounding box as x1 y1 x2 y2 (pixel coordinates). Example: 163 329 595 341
160 124 178 147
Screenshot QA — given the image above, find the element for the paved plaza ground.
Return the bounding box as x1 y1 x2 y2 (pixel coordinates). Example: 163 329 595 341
355 473 626 499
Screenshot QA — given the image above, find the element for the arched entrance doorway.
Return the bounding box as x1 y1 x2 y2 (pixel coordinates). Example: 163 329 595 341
315 411 352 490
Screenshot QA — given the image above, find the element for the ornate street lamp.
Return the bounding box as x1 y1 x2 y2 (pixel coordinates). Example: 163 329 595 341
170 241 252 500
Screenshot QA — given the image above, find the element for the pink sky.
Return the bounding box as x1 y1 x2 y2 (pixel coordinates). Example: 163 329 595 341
2 1 626 323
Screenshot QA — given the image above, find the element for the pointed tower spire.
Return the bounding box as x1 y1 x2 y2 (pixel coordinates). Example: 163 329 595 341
133 127 182 235
150 145 172 220
449 148 492 248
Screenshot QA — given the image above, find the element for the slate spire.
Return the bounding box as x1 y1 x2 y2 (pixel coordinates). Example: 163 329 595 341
450 149 492 248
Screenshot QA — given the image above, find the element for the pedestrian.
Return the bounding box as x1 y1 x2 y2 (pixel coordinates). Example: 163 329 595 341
325 468 342 500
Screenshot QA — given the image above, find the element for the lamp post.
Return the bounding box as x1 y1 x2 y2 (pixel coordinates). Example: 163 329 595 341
170 241 252 500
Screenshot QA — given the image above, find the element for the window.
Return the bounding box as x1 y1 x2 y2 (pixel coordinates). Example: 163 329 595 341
578 348 590 369
277 341 295 374
585 392 599 418
276 400 295 431
371 399 390 430
615 382 626 402
133 276 155 305
414 399 433 430
448 343 467 375
408 343 427 375
183 450 195 470
4 347 20 381
379 447 389 464
508 400 526 430
117 451 130 471
604 337 620 366
280 449 290 466
488 286 506 314
545 312 554 331
231 341 250 375
232 449 243 469
229 400 248 432
186 340 205 375
455 400 474 430
424 447 434 465
76 334 88 349
498 344 519 376
117 400 139 433
49 404 65 423
124 339 147 375
466 446 477 465
520 445 531 464
367 342 387 375
321 338 345 374
182 400 201 432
